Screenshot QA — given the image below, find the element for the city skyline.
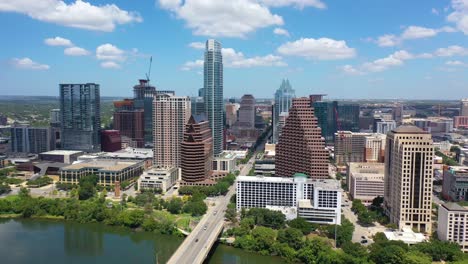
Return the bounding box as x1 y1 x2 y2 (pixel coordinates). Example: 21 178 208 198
0 1 467 99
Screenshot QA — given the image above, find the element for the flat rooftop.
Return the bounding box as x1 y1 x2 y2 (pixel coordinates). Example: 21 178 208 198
62 159 140 172
442 203 468 212
40 150 83 155
237 175 341 189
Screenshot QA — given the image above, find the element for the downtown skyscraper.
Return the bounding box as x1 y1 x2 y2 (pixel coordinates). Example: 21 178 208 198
60 83 101 152
275 97 329 179
384 125 434 233
273 79 295 143
203 39 223 156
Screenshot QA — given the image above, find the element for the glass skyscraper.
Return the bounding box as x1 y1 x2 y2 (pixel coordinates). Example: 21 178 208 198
273 79 295 143
203 39 223 156
133 79 156 144
60 83 101 152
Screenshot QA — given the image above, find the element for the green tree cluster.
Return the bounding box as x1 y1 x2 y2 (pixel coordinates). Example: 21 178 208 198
178 173 236 197
242 208 286 229
26 176 53 187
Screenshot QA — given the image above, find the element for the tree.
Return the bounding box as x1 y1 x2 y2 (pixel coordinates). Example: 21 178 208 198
18 187 30 199
272 243 297 263
287 217 314 235
0 183 11 195
341 242 368 259
78 183 95 200
370 245 406 264
225 203 237 223
183 200 207 216
325 217 354 247
167 197 183 214
277 228 304 250
404 251 432 264
251 226 276 252
413 240 464 262
297 237 332 264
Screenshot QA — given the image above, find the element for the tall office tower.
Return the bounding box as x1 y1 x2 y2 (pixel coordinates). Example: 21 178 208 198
384 125 434 233
237 94 255 128
10 126 52 153
276 97 329 179
313 101 338 143
153 94 191 168
364 134 386 163
198 88 206 98
113 99 145 148
461 98 468 116
60 83 101 152
334 131 372 165
203 39 223 156
337 104 360 132
181 115 213 182
273 79 295 143
392 104 403 124
225 103 238 128
191 97 205 116
133 79 156 144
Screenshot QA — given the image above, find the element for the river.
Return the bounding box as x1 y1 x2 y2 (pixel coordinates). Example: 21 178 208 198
0 219 284 264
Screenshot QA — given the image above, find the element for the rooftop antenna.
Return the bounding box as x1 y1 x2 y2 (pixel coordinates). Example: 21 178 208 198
145 56 152 83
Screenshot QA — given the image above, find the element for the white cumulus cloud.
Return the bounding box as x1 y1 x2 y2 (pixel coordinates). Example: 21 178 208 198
181 59 204 71
182 47 287 70
188 42 205 49
64 46 90 56
434 45 468 56
446 60 466 66
273 27 290 37
447 0 468 34
374 25 456 47
100 61 121 69
96 44 126 61
10 57 50 70
158 0 283 37
259 0 326 9
0 0 142 32
44 36 73 46
277 37 356 60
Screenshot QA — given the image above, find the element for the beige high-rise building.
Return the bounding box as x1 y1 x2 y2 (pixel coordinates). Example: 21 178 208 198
364 133 386 163
384 125 434 233
153 94 191 168
461 99 468 116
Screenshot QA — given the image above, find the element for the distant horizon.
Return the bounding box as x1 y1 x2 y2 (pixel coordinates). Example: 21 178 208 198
0 94 462 102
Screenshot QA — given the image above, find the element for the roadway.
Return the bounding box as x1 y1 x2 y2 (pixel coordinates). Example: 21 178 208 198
166 156 255 264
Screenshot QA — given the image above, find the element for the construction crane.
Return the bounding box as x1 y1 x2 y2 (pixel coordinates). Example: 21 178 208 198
145 56 152 83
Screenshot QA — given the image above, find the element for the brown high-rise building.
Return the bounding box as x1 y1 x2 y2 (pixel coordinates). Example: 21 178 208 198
181 115 213 182
113 99 145 148
153 94 191 168
275 97 329 179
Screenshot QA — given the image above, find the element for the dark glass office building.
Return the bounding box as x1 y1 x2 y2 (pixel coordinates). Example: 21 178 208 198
60 83 101 152
312 101 360 143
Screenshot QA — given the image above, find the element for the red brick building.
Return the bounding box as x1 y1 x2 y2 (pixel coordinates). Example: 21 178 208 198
181 115 213 183
113 99 145 148
275 97 329 179
100 130 121 152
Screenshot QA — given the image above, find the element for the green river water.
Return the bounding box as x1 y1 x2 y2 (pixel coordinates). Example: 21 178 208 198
0 218 285 264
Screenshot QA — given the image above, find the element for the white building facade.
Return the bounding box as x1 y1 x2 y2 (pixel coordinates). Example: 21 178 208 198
438 203 468 252
138 166 180 193
236 174 342 225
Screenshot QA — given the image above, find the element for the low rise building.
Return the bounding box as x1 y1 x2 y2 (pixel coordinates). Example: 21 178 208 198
138 166 180 192
454 116 468 129
438 203 468 252
347 162 385 203
236 174 341 224
60 159 144 186
254 159 275 176
100 147 153 169
442 166 468 201
39 150 84 164
212 151 236 173
384 228 427 245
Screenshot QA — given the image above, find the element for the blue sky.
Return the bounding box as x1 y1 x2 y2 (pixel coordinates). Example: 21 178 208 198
0 0 467 99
